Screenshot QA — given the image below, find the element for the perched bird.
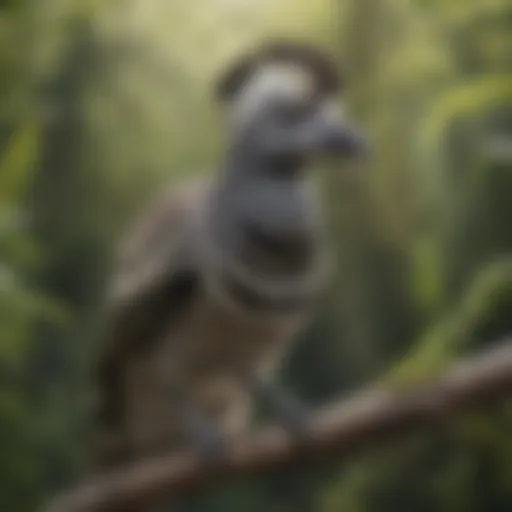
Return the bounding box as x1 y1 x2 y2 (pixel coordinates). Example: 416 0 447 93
93 41 366 472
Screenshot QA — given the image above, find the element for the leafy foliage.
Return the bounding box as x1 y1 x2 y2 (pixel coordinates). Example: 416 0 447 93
0 0 510 510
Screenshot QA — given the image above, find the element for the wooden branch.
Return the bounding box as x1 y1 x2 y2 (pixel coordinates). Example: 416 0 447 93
46 340 512 512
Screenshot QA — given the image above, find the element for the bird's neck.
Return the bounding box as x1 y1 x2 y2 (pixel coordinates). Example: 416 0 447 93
223 141 304 180
211 145 320 278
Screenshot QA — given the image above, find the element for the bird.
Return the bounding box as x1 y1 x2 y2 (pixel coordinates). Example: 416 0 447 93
92 40 367 476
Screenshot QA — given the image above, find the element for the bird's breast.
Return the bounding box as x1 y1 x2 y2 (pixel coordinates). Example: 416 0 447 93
156 290 307 410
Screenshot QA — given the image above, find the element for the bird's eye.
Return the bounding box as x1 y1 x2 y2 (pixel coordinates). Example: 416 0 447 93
278 103 308 125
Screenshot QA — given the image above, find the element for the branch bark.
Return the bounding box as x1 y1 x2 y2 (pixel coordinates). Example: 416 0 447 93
46 340 512 512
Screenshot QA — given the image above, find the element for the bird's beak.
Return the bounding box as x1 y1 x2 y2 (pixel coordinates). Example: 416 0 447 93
323 122 368 159
309 102 368 159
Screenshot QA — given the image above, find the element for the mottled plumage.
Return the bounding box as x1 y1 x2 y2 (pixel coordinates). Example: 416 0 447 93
93 40 366 474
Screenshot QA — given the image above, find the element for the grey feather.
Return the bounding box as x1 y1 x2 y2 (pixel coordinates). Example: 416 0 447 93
92 41 364 477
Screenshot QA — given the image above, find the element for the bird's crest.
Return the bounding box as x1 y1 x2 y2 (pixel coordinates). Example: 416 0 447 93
215 40 343 105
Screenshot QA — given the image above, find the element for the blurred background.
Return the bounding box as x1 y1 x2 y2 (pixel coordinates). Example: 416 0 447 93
0 0 511 510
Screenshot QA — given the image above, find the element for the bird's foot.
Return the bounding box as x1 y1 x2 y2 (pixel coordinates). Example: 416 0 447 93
174 400 230 462
273 394 313 442
243 374 313 442
192 426 230 462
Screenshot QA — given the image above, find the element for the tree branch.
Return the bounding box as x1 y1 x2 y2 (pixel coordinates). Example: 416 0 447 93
46 340 512 512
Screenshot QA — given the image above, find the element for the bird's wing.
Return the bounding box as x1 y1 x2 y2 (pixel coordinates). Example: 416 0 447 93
93 177 209 466
104 177 209 352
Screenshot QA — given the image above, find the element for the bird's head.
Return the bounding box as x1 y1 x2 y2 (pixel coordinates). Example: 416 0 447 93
215 40 367 171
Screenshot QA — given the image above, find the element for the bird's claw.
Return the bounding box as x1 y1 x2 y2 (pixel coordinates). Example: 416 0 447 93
275 398 313 442
192 428 230 462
